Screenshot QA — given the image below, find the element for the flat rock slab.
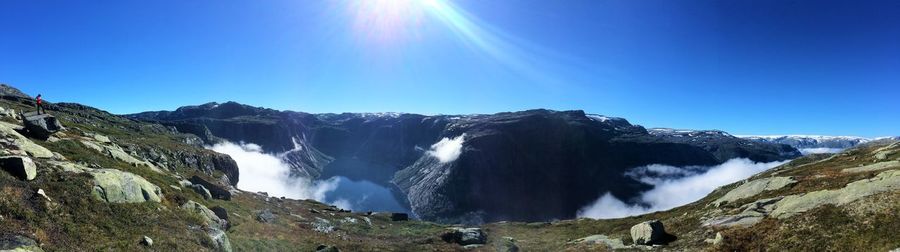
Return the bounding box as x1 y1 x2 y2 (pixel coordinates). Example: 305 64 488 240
771 169 900 218
714 176 796 206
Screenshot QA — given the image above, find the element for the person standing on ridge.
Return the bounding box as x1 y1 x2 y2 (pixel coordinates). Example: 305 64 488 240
36 94 45 114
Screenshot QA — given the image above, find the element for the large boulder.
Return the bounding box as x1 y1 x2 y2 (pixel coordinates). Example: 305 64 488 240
0 156 36 180
441 227 487 246
88 169 162 203
189 175 231 200
630 220 674 245
21 112 63 139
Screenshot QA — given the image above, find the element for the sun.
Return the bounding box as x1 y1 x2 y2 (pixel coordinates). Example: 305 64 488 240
349 0 432 44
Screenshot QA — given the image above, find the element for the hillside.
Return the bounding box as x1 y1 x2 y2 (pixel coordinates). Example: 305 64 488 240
0 86 897 251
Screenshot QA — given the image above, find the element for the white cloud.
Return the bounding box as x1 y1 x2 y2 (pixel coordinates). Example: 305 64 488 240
207 141 340 203
427 134 466 163
577 158 788 219
799 148 843 155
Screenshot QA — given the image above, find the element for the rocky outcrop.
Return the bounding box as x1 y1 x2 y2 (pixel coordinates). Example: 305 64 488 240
89 169 162 203
180 201 232 252
705 169 900 228
79 140 162 173
630 220 674 245
770 169 900 218
0 156 37 180
0 122 54 158
713 177 796 206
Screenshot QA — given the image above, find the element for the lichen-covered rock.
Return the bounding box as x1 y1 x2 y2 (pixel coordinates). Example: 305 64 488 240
703 197 782 228
714 176 796 207
771 169 900 218
630 220 672 245
0 156 36 180
89 169 162 203
0 122 53 158
180 201 232 252
256 209 276 223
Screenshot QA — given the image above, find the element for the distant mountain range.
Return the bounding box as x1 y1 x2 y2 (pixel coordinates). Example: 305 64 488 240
129 102 801 222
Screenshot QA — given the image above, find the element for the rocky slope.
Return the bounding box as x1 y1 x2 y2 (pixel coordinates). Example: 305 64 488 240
131 102 800 222
0 84 897 251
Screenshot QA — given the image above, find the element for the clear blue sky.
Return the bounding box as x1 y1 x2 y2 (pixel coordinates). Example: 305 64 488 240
1 0 897 137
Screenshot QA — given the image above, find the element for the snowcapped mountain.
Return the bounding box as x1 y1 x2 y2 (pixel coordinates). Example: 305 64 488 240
738 135 875 154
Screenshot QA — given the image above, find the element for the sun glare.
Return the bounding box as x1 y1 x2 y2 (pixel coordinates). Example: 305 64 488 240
349 0 430 44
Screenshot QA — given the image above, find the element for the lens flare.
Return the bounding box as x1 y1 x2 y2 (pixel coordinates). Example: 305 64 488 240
347 0 570 85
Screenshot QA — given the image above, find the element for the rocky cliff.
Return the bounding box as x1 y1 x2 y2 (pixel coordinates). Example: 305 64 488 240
130 102 800 222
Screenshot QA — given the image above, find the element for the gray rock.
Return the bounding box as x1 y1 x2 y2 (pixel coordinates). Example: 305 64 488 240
89 169 162 203
703 197 783 228
21 112 63 139
93 134 112 144
714 177 796 207
140 236 153 247
630 220 672 245
0 156 36 180
189 175 231 200
0 235 44 252
210 206 230 230
257 209 276 223
771 169 900 218
441 227 487 246
0 123 53 158
180 201 231 252
192 184 213 199
569 234 628 250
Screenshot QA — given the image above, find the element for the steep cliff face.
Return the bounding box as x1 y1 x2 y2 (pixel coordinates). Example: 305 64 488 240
130 103 801 222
